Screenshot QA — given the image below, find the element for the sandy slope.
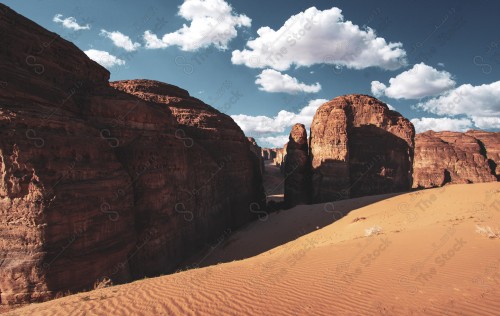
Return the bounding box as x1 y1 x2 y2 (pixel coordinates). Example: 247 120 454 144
5 182 500 316
263 161 284 202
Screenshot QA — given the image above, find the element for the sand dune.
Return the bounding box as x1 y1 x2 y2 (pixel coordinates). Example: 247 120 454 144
5 182 500 316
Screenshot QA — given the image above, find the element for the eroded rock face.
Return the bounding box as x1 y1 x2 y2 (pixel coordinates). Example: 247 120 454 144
284 124 310 208
0 4 264 306
261 148 279 161
309 95 415 202
413 131 498 188
466 130 500 179
274 146 287 174
261 148 273 160
247 137 265 174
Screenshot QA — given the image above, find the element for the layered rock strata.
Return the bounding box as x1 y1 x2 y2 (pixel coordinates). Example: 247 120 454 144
0 4 264 306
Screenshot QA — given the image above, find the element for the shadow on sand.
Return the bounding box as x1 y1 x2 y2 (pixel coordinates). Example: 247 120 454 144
180 191 405 269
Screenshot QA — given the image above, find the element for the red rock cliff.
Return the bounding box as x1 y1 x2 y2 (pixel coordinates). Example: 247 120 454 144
413 131 498 188
246 137 265 175
284 124 310 208
465 130 500 179
0 4 264 306
309 95 415 202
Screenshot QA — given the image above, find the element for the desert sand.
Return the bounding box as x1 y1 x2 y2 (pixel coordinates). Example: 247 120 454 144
5 182 500 316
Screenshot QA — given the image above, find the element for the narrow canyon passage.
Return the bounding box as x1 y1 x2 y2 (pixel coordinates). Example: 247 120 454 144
263 161 285 203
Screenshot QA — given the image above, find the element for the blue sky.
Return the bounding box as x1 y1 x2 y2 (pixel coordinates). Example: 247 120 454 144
4 0 500 147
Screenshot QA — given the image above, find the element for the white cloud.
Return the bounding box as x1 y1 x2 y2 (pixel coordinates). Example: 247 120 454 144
411 117 473 133
231 98 328 135
100 30 140 51
231 7 406 71
231 114 282 134
53 14 90 31
386 103 396 111
415 81 500 129
471 116 500 129
371 63 456 99
437 62 445 67
257 135 289 148
371 81 387 97
143 0 251 51
256 69 321 94
84 49 125 68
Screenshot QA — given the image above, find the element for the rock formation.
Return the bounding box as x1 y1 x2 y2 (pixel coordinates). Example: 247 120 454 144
0 4 264 306
466 130 500 179
261 148 271 160
274 146 287 174
413 131 498 188
261 148 278 161
309 95 415 203
246 137 265 174
284 124 310 208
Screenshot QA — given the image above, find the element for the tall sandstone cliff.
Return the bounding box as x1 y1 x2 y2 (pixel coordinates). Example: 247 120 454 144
273 146 287 173
413 131 499 188
284 124 310 208
309 95 415 203
465 130 500 180
245 137 265 175
0 4 264 306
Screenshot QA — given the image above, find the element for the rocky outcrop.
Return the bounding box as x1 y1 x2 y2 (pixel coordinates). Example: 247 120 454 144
247 137 264 174
284 124 310 208
261 148 279 161
273 146 287 174
466 130 500 179
309 95 415 203
261 148 272 160
0 4 264 307
413 131 498 188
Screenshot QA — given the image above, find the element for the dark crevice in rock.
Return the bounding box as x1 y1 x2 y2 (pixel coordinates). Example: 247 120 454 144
474 137 498 179
443 169 452 186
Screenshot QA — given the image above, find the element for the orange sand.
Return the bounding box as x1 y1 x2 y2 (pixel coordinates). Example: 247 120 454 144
5 182 500 315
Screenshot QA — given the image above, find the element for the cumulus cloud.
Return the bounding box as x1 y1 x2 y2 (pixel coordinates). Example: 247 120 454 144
371 81 387 98
415 80 500 129
143 0 251 51
231 7 406 71
231 114 279 134
471 116 500 129
410 117 473 133
84 49 125 68
256 69 321 94
238 97 325 146
257 135 290 148
100 30 140 51
371 63 456 99
231 98 328 137
53 14 90 31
